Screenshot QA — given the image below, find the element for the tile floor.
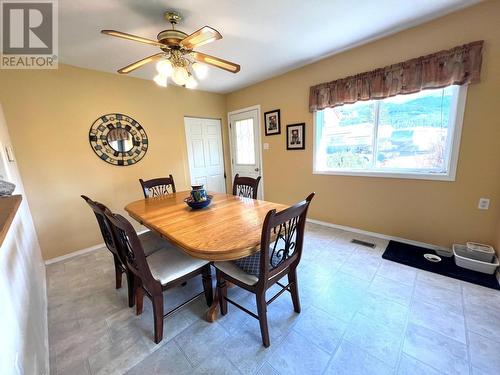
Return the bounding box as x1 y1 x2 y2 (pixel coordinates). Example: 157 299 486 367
47 223 500 375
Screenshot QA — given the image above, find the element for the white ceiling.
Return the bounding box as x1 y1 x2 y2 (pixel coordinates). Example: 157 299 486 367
59 0 480 93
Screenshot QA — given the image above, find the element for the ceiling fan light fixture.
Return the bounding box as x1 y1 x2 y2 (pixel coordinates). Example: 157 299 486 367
103 11 240 90
153 74 168 87
192 62 208 79
172 66 189 86
156 59 173 76
185 75 198 89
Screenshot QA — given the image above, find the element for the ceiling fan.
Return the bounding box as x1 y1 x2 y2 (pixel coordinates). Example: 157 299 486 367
101 11 240 89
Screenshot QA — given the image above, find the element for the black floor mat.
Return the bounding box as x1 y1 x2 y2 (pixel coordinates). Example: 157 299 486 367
382 241 500 290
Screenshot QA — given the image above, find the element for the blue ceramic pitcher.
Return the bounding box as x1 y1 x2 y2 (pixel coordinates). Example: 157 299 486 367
190 185 207 202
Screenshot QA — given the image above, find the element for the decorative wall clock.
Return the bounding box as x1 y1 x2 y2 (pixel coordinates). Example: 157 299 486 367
88 113 148 166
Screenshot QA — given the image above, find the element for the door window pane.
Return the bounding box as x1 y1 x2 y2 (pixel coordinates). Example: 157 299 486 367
235 119 255 165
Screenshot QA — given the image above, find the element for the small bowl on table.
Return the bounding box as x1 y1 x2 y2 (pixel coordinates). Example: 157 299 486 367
184 195 213 210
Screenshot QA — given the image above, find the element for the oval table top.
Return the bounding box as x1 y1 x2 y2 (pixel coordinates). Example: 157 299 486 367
125 191 289 261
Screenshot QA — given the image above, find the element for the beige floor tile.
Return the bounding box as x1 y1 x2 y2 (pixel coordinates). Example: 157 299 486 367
46 225 500 375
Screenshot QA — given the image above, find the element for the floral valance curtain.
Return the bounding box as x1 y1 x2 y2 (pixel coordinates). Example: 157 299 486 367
309 40 484 112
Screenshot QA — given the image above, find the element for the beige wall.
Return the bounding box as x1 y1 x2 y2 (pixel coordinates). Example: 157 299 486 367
0 65 229 259
1 2 499 260
226 1 500 249
0 103 48 374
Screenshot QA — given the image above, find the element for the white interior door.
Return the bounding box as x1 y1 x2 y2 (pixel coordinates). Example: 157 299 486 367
184 117 226 193
228 107 263 199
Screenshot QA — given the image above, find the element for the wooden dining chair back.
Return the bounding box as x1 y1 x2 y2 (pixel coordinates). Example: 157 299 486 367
232 173 261 199
139 175 176 198
104 210 213 344
215 192 315 347
81 195 125 290
104 211 159 292
258 192 314 285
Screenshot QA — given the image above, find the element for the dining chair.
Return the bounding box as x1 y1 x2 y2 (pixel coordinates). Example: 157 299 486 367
214 192 315 347
104 209 213 344
81 195 168 307
139 175 176 198
232 173 261 199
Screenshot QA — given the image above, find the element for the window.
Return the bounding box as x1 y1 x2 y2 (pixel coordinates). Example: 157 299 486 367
314 85 466 180
234 118 256 165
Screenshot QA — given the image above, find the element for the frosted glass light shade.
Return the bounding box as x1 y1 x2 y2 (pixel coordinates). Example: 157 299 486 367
172 67 189 85
153 74 168 87
156 60 173 76
192 62 208 79
185 75 198 89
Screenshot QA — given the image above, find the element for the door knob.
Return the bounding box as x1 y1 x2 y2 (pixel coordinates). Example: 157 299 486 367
254 168 259 172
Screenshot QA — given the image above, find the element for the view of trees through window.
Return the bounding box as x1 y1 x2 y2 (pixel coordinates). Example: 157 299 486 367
315 86 460 175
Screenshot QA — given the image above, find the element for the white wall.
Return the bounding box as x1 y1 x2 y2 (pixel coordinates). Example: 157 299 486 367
0 103 48 374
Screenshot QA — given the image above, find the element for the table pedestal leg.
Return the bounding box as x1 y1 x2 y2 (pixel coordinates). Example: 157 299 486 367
206 287 219 322
206 278 234 322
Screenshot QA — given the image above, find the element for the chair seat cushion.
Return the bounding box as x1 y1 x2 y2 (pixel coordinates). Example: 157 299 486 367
233 244 282 276
139 231 174 256
233 252 261 276
147 247 209 286
214 261 259 286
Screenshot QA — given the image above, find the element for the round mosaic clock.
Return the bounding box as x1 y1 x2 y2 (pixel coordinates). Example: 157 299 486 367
88 113 148 166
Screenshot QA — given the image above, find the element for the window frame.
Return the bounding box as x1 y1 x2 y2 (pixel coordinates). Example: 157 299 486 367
312 85 468 181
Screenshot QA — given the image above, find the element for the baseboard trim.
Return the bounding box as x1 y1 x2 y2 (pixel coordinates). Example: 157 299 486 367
44 243 104 265
306 218 450 253
44 229 149 265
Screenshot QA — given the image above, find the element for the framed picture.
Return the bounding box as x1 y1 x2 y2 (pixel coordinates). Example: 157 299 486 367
264 109 281 136
286 123 305 150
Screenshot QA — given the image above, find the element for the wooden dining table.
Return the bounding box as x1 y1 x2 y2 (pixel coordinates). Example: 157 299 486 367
125 191 289 321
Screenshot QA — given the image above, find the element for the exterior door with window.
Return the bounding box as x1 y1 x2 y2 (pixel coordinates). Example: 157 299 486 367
184 117 226 193
228 108 263 199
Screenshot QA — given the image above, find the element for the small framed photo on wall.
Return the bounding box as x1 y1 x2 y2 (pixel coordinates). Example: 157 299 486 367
264 109 281 136
286 123 305 150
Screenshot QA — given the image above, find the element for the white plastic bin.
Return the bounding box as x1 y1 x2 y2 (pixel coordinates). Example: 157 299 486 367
453 244 499 274
465 242 495 263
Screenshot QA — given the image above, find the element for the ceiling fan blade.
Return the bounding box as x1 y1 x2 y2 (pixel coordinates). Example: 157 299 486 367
117 53 164 74
180 26 222 49
192 52 240 73
101 30 166 48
